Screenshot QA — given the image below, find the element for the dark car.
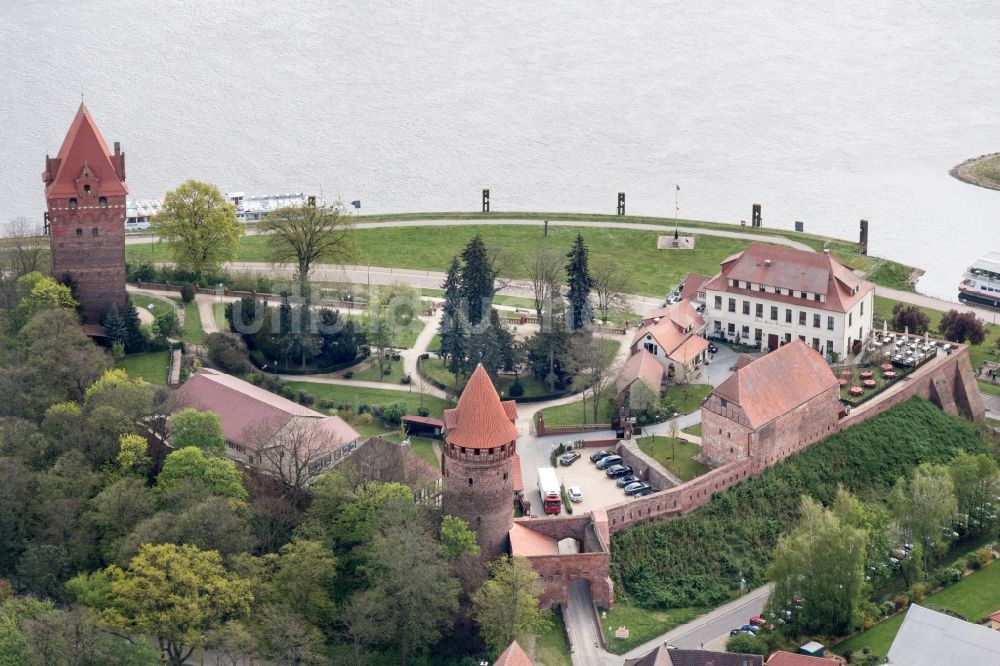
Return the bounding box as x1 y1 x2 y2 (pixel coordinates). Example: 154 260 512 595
590 450 615 463
559 451 581 466
730 628 751 636
606 464 633 478
595 455 623 470
624 482 651 495
707 342 719 354
616 474 641 487
634 486 654 497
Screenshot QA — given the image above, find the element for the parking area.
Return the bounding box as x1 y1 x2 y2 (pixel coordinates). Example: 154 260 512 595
525 450 653 517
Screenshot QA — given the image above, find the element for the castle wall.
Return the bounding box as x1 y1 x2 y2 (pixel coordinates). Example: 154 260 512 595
442 446 514 560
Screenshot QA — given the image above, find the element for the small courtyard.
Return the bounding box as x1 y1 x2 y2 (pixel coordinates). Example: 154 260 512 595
636 435 711 482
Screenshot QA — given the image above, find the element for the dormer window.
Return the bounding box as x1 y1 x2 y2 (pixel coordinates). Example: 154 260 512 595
69 198 77 210
99 197 107 208
75 228 82 236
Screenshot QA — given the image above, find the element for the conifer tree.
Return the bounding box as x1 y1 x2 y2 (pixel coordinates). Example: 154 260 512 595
121 298 147 353
459 234 494 327
565 233 594 331
102 303 128 348
438 257 463 366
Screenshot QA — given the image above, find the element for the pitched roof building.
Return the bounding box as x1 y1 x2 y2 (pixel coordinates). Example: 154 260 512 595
172 368 360 480
625 645 762 666
701 243 874 359
765 652 839 666
701 339 841 467
886 604 1000 666
493 640 535 666
629 301 709 374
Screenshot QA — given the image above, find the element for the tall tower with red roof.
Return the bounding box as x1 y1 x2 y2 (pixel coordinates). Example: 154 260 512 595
42 104 128 325
442 364 518 559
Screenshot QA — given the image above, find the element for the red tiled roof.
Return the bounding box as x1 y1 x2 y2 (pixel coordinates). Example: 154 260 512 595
765 652 839 666
990 609 1000 623
713 339 838 429
734 353 757 370
617 348 664 394
45 104 128 198
509 523 559 556
173 368 359 450
702 243 872 314
638 301 704 335
626 646 763 666
402 415 445 427
671 335 709 364
493 640 535 666
443 365 518 450
680 273 711 302
511 452 524 492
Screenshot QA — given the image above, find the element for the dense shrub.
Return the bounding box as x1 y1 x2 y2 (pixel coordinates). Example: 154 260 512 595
907 582 928 602
297 391 314 406
205 332 252 375
400 374 412 385
179 282 196 303
508 381 524 398
381 402 407 426
611 398 987 609
417 406 430 417
343 371 354 379
933 567 962 587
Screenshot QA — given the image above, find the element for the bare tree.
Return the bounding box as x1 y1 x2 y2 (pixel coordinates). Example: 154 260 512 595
244 417 345 496
258 204 358 304
668 418 680 460
2 217 48 277
524 247 563 320
570 333 625 423
488 243 517 295
591 258 633 323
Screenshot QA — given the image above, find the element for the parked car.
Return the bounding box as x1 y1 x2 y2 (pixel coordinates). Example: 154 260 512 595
559 451 581 466
624 482 651 495
730 628 752 636
739 624 759 635
616 474 641 487
707 342 719 354
634 486 654 496
606 464 633 478
590 450 615 463
568 486 583 503
749 615 766 626
596 455 623 470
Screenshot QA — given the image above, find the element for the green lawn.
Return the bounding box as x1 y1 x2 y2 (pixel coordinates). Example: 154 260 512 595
978 380 1000 397
637 436 711 482
873 296 1000 370
284 381 452 420
347 359 409 384
213 302 228 332
682 423 702 437
182 301 205 344
535 608 572 666
119 351 171 385
383 433 440 468
599 599 706 655
834 560 1000 659
420 358 564 399
539 397 617 426
663 383 713 414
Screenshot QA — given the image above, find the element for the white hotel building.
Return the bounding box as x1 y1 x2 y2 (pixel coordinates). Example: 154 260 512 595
696 243 874 361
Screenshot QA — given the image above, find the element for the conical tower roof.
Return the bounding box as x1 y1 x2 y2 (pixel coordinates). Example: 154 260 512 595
443 364 518 449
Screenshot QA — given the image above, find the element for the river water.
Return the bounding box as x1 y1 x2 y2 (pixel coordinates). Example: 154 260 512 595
3 1 999 299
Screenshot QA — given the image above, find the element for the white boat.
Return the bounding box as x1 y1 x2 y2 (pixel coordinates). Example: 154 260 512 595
958 251 1000 309
124 191 324 231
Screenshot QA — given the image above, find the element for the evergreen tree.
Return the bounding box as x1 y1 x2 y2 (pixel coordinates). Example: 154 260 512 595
565 233 594 330
438 257 463 367
102 303 128 348
121 298 147 353
459 234 494 327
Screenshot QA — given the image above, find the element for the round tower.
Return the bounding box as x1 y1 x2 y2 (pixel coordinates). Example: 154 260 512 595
442 364 518 560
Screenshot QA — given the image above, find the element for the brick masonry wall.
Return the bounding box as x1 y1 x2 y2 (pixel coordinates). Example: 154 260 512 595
701 396 754 465
617 440 681 488
442 447 514 561
528 551 614 609
751 386 841 468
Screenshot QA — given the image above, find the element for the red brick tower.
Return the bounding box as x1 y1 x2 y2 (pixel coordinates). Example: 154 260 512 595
42 104 128 325
442 364 519 560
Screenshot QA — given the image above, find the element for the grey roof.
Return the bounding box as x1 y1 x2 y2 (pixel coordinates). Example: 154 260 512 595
625 646 762 666
886 604 1000 666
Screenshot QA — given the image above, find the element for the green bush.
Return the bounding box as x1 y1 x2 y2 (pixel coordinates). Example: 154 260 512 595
907 582 928 602
297 391 314 406
417 406 430 417
966 552 982 570
508 381 525 398
400 374 412 385
343 371 354 379
206 333 251 375
179 283 196 303
381 401 407 426
933 567 962 587
725 633 767 657
611 398 987 609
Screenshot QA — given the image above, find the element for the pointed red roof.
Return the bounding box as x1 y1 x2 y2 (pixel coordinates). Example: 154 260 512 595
44 104 127 198
443 364 518 449
493 640 535 666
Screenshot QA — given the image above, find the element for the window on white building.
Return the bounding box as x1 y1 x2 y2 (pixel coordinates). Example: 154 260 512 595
813 314 821 328
728 298 736 312
714 295 722 309
799 311 806 325
742 300 750 315
755 303 763 318
827 316 834 330
770 306 778 320
785 309 792 323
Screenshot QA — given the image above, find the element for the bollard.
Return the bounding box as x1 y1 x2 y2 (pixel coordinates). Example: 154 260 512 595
752 203 762 227
617 192 625 216
858 219 869 255
482 188 490 213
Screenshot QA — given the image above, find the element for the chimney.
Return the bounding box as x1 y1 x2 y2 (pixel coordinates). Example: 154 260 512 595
764 259 772 267
114 141 120 155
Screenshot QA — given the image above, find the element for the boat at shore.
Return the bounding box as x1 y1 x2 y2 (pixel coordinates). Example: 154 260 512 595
958 251 1000 309
125 191 323 230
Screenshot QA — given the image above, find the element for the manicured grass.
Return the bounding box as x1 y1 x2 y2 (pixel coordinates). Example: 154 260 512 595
978 380 1000 397
682 423 702 437
213 302 228 332
539 397 617 426
119 351 171 385
346 359 409 384
284 381 452 420
834 560 1000 659
663 383 713 415
182 301 205 344
384 433 440 468
873 296 1000 370
637 436 711 482
421 359 578 400
599 599 705 655
535 608 572 666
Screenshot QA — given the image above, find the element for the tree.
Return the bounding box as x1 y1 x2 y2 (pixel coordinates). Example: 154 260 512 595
152 180 243 280
725 632 769 657
170 408 226 455
440 515 480 559
12 272 77 329
152 307 181 340
591 258 633 323
472 555 550 657
258 204 358 304
101 543 253 666
565 233 594 331
890 462 958 568
524 247 563 321
86 478 156 560
271 539 337 628
766 496 867 636
116 433 152 477
890 303 930 336
459 234 495 327
2 217 47 277
526 310 572 391
365 304 395 380
570 334 622 422
949 452 1000 535
438 256 464 369
157 447 248 500
832 486 896 593
939 309 987 344
248 417 343 496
